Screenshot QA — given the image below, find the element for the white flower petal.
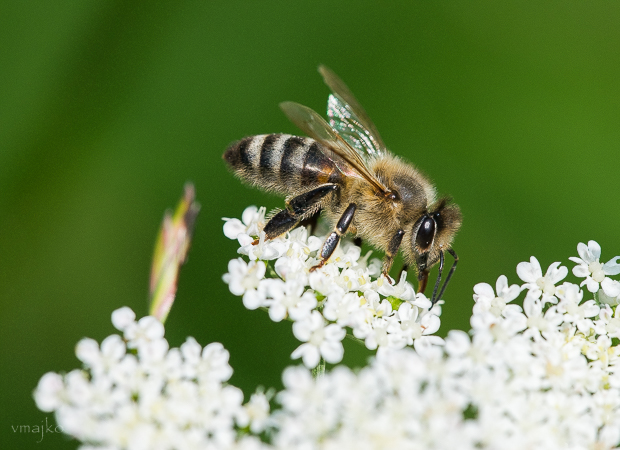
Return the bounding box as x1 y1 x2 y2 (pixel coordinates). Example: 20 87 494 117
111 306 136 331
241 205 259 226
420 314 441 335
586 277 600 293
495 275 508 295
243 290 264 310
324 324 346 341
603 256 620 276
587 240 602 260
34 372 65 412
320 340 344 364
291 343 319 368
546 262 568 284
572 265 590 278
517 257 542 283
223 218 246 239
445 330 470 356
473 282 495 301
601 278 620 298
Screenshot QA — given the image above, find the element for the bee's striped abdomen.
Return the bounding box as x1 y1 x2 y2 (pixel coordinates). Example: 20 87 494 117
223 134 342 195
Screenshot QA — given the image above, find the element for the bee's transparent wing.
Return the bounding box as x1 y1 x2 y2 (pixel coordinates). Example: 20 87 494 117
319 65 387 159
280 101 390 194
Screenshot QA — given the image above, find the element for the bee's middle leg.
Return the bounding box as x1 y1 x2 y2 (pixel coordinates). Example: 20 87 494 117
259 184 338 242
310 203 357 272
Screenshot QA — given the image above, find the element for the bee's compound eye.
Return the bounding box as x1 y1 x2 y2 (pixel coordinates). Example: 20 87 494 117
416 216 436 251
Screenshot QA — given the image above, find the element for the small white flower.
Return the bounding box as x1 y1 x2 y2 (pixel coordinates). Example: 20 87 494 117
222 205 266 239
361 317 402 350
444 329 471 357
222 258 267 309
34 372 66 412
570 240 620 295
335 267 366 292
238 231 287 261
362 289 393 319
324 241 362 270
237 390 272 433
307 267 338 296
75 335 126 377
291 311 345 367
274 256 307 282
517 256 567 303
522 294 563 339
390 302 440 346
197 342 234 383
277 365 318 414
584 334 613 362
264 279 317 322
285 227 321 260
377 271 415 301
595 304 620 339
473 275 522 317
323 291 360 325
124 315 165 350
555 282 599 333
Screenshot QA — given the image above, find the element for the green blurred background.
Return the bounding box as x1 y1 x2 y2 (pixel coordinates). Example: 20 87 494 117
2 1 619 447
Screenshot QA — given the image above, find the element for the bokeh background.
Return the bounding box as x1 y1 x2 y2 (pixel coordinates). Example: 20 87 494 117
2 1 620 448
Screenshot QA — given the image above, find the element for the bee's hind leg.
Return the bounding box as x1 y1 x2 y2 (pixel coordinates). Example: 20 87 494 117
256 184 338 244
310 203 357 272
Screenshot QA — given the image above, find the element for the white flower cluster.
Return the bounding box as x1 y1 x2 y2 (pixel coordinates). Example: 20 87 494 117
269 240 620 449
34 307 271 450
34 212 620 449
222 206 442 368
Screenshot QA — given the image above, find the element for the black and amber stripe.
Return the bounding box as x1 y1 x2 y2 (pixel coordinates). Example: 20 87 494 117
223 133 343 192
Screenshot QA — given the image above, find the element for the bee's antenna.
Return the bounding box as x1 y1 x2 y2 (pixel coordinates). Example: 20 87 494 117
431 249 458 305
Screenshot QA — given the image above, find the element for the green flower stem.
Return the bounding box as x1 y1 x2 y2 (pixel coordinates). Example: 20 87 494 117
312 357 326 379
345 333 366 347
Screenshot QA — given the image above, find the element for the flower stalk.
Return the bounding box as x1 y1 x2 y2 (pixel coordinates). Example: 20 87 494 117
148 183 200 323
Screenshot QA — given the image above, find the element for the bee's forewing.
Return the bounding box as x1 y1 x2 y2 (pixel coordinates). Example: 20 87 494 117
280 101 389 193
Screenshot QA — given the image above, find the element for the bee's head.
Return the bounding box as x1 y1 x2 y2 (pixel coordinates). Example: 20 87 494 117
411 198 462 290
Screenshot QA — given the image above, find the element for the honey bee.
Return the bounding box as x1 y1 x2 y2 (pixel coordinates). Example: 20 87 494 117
223 66 461 304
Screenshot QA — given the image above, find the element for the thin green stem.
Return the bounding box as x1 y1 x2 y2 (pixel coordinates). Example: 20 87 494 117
312 357 326 379
345 333 366 347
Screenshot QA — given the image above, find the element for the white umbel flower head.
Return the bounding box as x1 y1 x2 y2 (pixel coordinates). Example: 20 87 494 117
35 232 620 449
34 307 259 450
222 205 446 368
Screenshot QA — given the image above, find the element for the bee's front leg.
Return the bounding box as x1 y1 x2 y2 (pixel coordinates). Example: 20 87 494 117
430 248 459 305
310 203 357 272
253 184 338 245
381 229 405 284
